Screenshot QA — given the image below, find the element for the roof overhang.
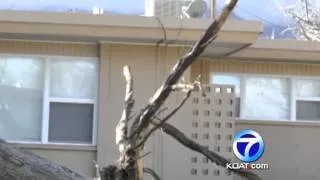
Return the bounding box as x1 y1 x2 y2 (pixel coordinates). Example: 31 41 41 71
0 10 263 56
230 39 320 63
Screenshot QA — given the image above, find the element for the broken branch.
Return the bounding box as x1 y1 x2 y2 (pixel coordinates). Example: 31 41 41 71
116 65 135 164
134 77 201 149
155 122 262 180
134 88 193 149
143 168 161 180
0 139 86 180
129 0 238 140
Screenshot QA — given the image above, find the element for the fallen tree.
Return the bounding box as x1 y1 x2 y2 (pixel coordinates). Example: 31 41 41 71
0 139 86 180
0 0 262 180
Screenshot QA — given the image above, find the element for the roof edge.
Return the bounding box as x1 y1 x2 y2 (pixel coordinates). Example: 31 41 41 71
0 10 263 33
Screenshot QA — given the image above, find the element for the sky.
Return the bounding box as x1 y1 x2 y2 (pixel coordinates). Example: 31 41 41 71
0 0 145 12
0 0 300 27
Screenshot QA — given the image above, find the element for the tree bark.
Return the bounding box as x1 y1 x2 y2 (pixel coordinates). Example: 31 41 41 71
0 1 261 180
0 139 86 180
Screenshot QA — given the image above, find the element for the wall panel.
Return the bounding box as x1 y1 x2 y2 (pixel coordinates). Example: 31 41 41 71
192 59 320 83
0 40 98 57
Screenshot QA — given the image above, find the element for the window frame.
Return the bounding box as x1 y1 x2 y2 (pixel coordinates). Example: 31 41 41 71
211 72 320 122
1 54 98 146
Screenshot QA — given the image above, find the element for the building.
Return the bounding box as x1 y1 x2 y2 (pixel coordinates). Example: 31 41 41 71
1 6 320 180
144 0 201 18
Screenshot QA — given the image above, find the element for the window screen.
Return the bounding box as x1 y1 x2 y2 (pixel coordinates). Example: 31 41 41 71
297 101 320 121
49 102 93 143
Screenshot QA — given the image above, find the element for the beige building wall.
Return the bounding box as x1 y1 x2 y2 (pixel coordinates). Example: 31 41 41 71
2 39 320 180
0 40 98 57
0 40 189 178
192 59 320 180
0 40 99 178
235 121 320 180
191 59 320 83
97 43 189 176
96 47 320 180
19 145 97 178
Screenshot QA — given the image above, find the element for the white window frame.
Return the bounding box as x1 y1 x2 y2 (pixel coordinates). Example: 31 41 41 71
1 54 98 146
211 72 320 122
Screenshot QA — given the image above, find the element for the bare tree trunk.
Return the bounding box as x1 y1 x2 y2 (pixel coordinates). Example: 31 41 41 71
0 1 262 180
0 139 86 180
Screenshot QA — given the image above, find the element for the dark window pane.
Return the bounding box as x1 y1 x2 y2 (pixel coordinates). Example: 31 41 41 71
297 101 320 121
49 102 93 143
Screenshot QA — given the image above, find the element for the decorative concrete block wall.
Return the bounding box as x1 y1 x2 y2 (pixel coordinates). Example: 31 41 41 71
162 84 235 180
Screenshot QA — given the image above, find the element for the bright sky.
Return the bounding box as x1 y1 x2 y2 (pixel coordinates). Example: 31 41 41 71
0 0 299 25
0 0 145 12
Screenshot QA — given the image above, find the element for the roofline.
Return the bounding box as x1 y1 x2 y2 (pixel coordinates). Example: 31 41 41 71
231 39 320 62
250 39 320 51
0 10 263 33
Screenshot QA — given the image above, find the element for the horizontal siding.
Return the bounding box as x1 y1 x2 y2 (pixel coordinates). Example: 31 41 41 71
191 59 320 82
0 40 98 57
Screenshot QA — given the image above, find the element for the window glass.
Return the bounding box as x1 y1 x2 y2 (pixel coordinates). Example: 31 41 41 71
295 79 320 97
0 56 97 144
0 57 44 141
241 77 290 120
49 102 93 143
297 101 320 121
50 59 97 99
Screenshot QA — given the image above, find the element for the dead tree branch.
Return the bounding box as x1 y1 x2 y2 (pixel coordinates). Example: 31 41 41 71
134 89 192 149
154 122 262 180
0 1 262 180
134 78 201 150
116 1 261 179
116 66 135 164
143 168 161 180
129 0 239 143
116 66 134 145
0 139 86 180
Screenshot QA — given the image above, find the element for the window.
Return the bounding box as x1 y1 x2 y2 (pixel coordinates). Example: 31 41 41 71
212 74 320 121
0 56 98 144
241 76 290 120
294 79 320 121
